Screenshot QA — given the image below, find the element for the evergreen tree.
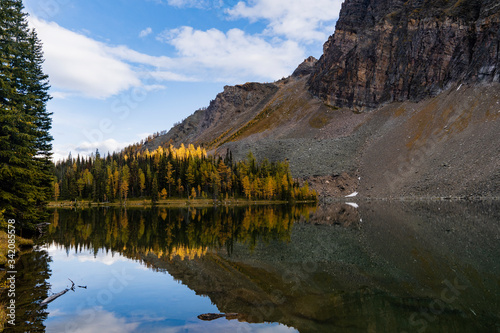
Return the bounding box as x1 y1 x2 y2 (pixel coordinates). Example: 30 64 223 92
151 175 159 203
53 144 318 203
0 0 53 228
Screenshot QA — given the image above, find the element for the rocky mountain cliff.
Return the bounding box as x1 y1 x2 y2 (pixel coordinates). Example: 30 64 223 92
145 0 500 198
308 0 500 109
146 82 279 149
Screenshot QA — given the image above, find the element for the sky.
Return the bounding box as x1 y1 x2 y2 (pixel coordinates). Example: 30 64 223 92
22 0 344 161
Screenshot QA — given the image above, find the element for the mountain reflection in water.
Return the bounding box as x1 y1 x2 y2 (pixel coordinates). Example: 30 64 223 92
12 202 500 332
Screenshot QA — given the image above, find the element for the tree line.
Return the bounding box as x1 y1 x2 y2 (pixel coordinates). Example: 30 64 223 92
0 0 53 230
53 144 317 203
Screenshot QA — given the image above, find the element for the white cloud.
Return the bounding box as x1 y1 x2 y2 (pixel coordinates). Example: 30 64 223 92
167 0 207 8
75 138 133 155
139 27 153 37
103 45 175 68
30 16 283 101
152 0 223 9
27 18 193 100
226 0 343 42
50 91 72 99
52 139 134 162
158 26 305 82
28 17 142 99
27 1 332 101
147 70 196 82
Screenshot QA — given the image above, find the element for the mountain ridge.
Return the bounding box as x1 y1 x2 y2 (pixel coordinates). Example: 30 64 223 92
144 0 500 198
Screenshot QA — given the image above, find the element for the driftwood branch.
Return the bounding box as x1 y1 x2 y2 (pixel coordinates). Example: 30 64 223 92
40 278 87 306
41 279 74 306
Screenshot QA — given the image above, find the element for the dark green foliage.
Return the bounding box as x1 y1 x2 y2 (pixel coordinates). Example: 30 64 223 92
53 144 317 202
0 0 53 229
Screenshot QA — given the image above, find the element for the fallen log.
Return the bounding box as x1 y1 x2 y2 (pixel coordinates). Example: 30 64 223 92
40 279 87 306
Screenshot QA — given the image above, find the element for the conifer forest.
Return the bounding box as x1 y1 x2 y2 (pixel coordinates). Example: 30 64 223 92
53 144 318 203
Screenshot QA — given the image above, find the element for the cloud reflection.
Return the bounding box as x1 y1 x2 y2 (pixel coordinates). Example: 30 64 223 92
47 307 297 333
47 307 139 333
47 243 129 266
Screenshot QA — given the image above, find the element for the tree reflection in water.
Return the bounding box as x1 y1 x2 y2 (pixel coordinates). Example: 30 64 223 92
46 205 316 263
4 249 51 332
16 201 500 333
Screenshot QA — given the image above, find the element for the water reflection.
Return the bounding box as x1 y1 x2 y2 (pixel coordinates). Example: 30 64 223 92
47 205 316 262
15 201 500 332
6 249 51 332
199 200 500 332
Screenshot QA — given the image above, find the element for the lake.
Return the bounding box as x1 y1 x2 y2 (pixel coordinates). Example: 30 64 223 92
10 201 500 332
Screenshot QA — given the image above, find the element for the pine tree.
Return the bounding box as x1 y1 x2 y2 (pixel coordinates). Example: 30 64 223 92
0 0 53 228
151 175 159 203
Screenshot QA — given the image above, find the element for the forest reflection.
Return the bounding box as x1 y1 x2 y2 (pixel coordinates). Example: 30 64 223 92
4 250 51 331
47 205 316 263
16 202 500 332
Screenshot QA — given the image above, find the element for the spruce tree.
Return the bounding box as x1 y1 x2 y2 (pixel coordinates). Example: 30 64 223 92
0 0 53 229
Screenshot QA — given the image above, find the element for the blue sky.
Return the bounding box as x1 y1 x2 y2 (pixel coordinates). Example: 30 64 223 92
23 0 344 161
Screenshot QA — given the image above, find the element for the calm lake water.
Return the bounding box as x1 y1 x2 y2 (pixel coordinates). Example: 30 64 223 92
11 201 500 332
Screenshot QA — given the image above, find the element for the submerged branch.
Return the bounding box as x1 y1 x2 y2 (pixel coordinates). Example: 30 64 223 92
40 279 86 306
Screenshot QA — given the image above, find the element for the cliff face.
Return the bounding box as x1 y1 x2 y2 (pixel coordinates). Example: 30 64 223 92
196 82 279 145
144 0 500 198
308 0 500 108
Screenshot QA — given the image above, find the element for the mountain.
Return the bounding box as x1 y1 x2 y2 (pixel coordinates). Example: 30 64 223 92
145 0 500 199
309 0 500 109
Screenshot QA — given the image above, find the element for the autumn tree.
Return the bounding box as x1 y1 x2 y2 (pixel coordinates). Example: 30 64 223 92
53 181 60 202
138 169 146 196
242 176 251 199
166 161 174 197
120 165 130 202
53 143 317 203
160 188 168 200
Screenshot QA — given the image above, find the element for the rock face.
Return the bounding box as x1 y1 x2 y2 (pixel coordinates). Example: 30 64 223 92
308 0 500 109
198 82 279 140
144 82 279 150
143 0 500 198
291 56 318 77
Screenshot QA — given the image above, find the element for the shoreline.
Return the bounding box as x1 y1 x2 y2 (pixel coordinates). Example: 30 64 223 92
47 198 317 209
320 195 500 203
47 195 500 209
